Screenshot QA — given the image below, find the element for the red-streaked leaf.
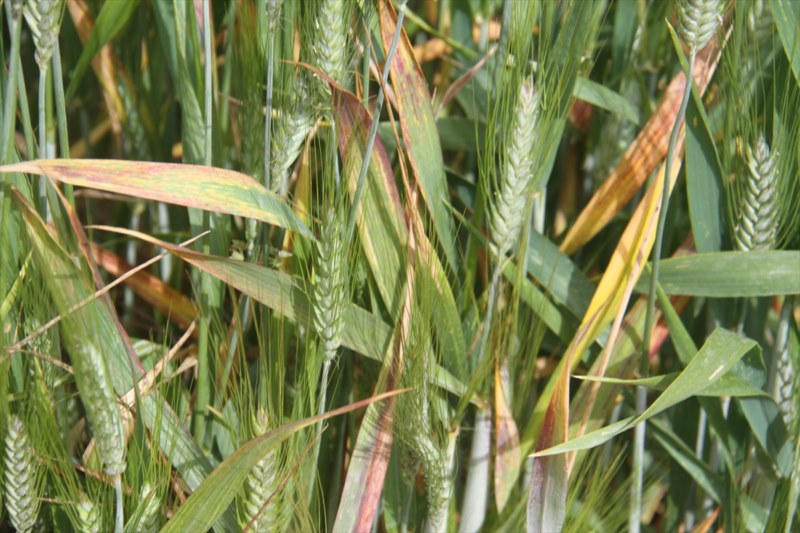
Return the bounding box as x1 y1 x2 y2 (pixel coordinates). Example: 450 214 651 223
377 0 459 271
334 89 407 315
527 373 569 533
559 37 724 255
333 88 467 380
0 159 312 237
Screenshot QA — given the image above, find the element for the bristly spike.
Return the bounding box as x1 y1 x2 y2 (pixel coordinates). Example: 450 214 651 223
312 0 348 87
488 77 540 258
4 416 40 533
735 134 779 252
313 205 347 362
678 0 723 53
23 0 65 70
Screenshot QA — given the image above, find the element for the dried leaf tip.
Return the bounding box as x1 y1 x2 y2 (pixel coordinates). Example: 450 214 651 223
678 0 723 53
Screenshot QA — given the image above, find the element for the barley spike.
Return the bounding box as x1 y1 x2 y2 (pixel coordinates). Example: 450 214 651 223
4 416 40 533
77 493 101 533
269 76 314 195
312 0 348 87
135 483 162 533
678 0 723 53
488 78 539 257
74 343 126 477
735 134 778 252
24 0 64 70
313 206 347 362
244 410 286 532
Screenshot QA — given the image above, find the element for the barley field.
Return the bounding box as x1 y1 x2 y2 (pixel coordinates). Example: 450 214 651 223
1 0 799 531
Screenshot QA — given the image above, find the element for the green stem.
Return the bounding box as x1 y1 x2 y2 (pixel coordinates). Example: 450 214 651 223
52 41 74 205
397 2 477 59
114 475 124 533
631 51 696 533
1 3 22 163
0 0 23 301
38 67 49 216
193 0 215 443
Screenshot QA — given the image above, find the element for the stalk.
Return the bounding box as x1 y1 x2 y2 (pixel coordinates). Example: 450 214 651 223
634 1 721 530
193 0 216 446
0 0 23 268
52 40 73 203
462 76 539 532
310 202 347 498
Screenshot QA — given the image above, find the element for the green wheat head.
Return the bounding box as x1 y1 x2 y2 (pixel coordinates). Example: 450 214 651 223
23 0 65 70
488 77 540 258
242 409 288 532
73 343 126 477
4 416 40 533
678 0 723 54
313 204 348 363
735 135 778 252
77 493 102 533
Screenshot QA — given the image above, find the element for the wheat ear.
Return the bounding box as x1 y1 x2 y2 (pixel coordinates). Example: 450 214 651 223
134 483 162 533
244 410 286 532
678 0 723 54
74 343 126 477
488 77 539 258
4 416 40 533
23 0 64 70
311 0 349 87
735 135 778 252
77 493 102 533
313 206 347 362
269 75 315 195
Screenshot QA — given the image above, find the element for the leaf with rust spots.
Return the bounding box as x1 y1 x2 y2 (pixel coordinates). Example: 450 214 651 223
0 159 311 238
377 0 459 271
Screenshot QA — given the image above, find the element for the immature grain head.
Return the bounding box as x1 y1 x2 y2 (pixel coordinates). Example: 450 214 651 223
488 77 540 257
134 483 162 533
313 205 347 362
266 0 284 33
24 0 64 70
243 409 287 531
77 493 102 533
678 0 723 54
74 343 126 477
735 134 778 252
310 0 349 88
269 75 315 195
4 416 40 533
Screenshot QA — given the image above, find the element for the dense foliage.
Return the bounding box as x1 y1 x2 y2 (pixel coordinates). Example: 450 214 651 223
1 0 798 531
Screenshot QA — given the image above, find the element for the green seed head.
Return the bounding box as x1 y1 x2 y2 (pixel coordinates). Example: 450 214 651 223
735 135 778 252
678 0 723 53
5 416 40 533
